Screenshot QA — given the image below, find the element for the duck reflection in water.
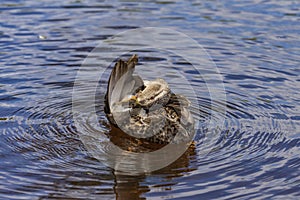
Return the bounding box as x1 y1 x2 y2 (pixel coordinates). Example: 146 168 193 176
111 142 197 200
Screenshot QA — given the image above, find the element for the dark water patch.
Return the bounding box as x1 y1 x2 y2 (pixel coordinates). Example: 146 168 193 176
62 5 114 9
104 25 140 30
238 84 267 89
139 56 167 62
43 81 74 89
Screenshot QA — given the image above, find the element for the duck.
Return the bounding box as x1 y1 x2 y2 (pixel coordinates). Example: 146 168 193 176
104 54 194 144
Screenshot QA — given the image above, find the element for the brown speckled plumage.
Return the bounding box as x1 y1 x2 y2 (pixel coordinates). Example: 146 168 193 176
104 55 194 144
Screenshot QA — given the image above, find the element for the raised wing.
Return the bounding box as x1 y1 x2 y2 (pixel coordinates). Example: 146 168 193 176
104 54 144 116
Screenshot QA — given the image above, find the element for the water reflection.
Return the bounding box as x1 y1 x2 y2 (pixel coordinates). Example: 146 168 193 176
113 144 196 200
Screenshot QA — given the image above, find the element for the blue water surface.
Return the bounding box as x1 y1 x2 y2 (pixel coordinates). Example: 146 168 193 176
0 0 299 199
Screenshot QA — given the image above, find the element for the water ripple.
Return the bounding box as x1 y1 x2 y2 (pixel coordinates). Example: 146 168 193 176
0 0 300 199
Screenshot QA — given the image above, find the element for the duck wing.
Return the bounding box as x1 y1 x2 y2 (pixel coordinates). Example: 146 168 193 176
104 54 144 116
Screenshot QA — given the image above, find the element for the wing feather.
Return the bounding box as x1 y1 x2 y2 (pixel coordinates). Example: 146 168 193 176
104 54 144 116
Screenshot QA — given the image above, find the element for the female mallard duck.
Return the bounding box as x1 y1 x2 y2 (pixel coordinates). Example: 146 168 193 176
104 54 194 144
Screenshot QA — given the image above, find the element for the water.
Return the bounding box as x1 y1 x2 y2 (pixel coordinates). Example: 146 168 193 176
0 0 299 199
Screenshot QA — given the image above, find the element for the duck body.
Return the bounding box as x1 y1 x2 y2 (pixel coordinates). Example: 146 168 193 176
104 55 194 144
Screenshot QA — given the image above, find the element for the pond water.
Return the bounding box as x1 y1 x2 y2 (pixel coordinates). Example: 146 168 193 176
0 0 299 199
